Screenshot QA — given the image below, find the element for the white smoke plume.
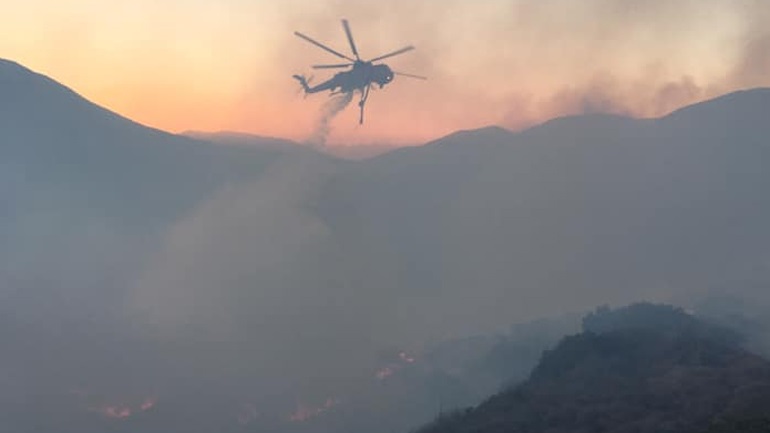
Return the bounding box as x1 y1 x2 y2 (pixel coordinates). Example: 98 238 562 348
307 92 354 149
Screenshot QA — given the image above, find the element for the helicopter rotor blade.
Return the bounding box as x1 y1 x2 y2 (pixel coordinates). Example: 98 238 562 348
368 46 415 63
312 63 354 69
394 71 428 80
341 19 360 60
294 31 355 61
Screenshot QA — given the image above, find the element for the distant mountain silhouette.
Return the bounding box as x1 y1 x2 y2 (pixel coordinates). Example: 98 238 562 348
0 58 336 323
318 87 770 336
415 303 770 433
185 130 400 160
0 59 334 223
183 130 311 153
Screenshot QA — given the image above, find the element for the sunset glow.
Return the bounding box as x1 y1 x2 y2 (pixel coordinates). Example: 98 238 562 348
2 0 768 145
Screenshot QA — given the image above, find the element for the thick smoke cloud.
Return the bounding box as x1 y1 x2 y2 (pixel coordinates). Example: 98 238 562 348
727 1 770 88
276 0 770 140
4 2 770 431
128 154 403 408
58 1 770 413
307 92 354 148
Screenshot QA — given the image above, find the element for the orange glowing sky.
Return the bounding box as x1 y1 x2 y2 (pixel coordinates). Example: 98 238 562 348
2 0 769 145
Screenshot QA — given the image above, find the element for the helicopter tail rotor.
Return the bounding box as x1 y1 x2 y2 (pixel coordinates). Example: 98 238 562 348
292 74 312 93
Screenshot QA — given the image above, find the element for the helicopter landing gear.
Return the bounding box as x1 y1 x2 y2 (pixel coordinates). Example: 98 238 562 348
358 84 371 124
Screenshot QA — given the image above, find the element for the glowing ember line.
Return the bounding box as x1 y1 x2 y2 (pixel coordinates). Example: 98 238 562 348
140 397 158 411
92 405 132 419
84 395 158 420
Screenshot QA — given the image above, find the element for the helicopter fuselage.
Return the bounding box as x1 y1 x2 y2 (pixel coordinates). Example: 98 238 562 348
304 62 394 94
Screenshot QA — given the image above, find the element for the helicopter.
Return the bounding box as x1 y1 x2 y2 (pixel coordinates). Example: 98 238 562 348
292 19 426 124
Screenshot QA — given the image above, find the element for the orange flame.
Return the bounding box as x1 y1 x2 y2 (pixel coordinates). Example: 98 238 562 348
237 403 260 425
375 366 395 380
140 397 157 411
289 398 339 422
375 350 418 380
399 351 416 363
82 394 158 420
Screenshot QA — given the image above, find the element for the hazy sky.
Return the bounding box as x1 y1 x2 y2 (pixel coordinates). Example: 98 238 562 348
2 0 769 145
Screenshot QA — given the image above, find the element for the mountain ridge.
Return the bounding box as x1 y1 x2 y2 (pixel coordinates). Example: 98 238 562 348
0 58 172 138
4 57 770 154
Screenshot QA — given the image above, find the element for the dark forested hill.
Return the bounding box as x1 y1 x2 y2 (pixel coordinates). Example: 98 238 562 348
414 304 770 433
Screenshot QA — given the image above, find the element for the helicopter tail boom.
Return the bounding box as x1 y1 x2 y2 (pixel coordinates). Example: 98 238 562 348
292 74 312 93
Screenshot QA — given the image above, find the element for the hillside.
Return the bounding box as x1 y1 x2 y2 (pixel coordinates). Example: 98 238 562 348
0 59 334 224
319 88 770 336
2 57 770 433
414 304 770 433
185 130 398 159
0 58 337 319
0 59 344 432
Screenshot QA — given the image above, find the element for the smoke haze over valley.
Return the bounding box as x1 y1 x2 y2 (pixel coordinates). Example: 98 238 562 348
2 20 770 430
